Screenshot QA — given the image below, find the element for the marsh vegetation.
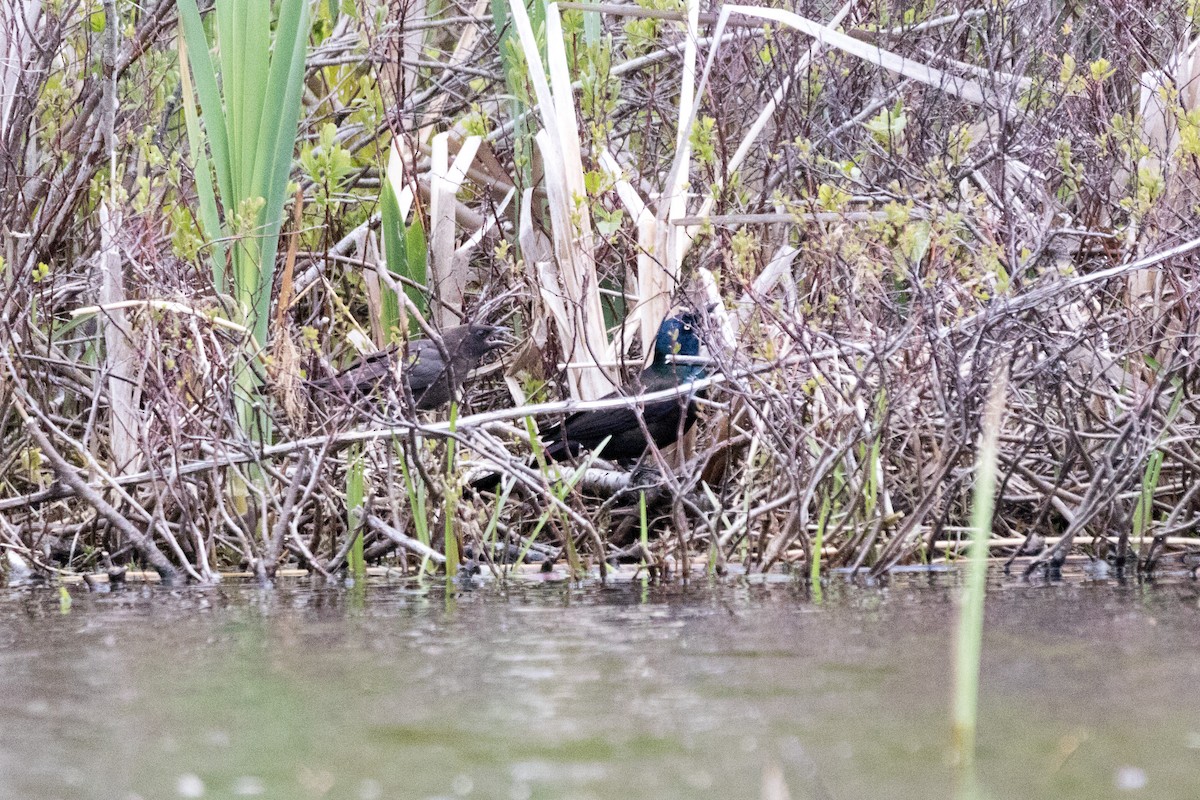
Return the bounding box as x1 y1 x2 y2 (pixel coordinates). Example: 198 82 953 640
3 0 1200 584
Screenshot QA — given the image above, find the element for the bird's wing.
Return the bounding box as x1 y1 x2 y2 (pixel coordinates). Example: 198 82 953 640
402 340 447 393
542 365 697 438
319 345 398 393
544 404 641 443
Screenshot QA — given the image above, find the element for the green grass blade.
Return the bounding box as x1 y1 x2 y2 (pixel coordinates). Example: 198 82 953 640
397 445 431 563
581 0 601 45
379 178 406 339
405 214 427 305
346 443 366 582
380 140 428 335
953 368 1008 781
1134 451 1164 538
443 404 460 579
214 0 242 196
176 0 233 206
249 0 311 346
177 32 228 291
238 4 272 200
810 491 831 594
639 490 648 550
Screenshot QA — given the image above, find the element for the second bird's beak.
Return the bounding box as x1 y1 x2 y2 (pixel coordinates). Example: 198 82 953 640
486 325 515 351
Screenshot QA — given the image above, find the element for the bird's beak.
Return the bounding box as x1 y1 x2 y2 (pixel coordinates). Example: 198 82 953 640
486 326 515 351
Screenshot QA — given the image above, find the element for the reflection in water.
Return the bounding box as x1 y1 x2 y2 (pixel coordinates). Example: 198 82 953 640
0 574 1198 800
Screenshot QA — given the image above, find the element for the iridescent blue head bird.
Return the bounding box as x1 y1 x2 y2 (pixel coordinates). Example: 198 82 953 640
650 310 704 374
539 311 707 462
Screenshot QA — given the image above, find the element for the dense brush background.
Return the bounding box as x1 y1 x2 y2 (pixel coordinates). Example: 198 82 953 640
2 0 1200 583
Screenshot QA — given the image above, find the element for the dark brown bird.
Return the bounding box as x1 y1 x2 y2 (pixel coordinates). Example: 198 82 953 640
313 324 508 410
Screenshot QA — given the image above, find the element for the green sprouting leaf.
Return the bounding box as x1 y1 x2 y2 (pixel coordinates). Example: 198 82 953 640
1059 53 1076 85
594 206 624 236
865 101 907 148
689 115 717 165
583 169 605 196
816 183 850 212
300 122 355 206
1088 57 1115 83
902 220 932 265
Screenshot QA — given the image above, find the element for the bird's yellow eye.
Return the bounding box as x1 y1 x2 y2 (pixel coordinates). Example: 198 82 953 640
683 324 692 332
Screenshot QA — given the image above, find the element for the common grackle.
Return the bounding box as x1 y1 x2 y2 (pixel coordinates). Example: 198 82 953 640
538 313 705 462
313 324 508 410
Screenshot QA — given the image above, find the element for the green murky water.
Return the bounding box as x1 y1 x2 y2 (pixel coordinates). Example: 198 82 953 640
1 572 1198 799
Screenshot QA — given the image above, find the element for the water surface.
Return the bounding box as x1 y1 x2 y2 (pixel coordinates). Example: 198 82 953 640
1 572 1197 799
